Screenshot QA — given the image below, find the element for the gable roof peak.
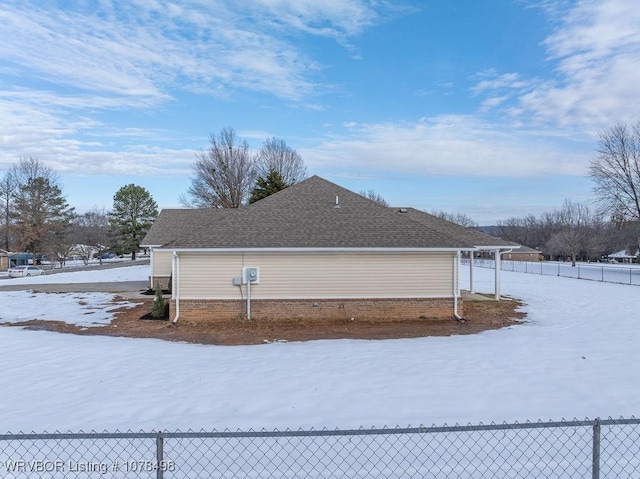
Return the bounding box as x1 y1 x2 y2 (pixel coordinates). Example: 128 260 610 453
248 174 386 212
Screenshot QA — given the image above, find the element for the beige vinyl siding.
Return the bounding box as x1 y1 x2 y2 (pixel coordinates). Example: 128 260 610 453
178 251 456 300
179 253 243 299
152 250 173 277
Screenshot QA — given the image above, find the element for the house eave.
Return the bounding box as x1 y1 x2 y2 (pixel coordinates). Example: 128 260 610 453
153 246 475 253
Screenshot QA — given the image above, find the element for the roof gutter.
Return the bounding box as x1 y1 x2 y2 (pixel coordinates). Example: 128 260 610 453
472 245 521 250
158 247 476 253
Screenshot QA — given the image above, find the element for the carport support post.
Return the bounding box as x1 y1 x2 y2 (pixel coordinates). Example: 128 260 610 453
494 249 501 300
469 251 475 294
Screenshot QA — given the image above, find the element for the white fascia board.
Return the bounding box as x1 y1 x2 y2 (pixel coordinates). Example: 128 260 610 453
159 247 475 253
473 245 521 250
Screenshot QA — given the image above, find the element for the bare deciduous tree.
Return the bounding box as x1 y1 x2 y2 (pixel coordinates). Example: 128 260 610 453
0 172 17 251
431 210 478 228
73 208 110 265
256 137 306 186
182 127 257 208
360 189 389 207
549 199 593 266
496 214 555 250
589 122 640 222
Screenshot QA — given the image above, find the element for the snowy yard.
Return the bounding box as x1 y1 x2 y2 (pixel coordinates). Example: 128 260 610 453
0 263 638 433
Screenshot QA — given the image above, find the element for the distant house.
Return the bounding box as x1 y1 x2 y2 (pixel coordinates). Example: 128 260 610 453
8 253 37 267
0 249 8 271
606 249 638 264
142 176 516 324
502 245 543 262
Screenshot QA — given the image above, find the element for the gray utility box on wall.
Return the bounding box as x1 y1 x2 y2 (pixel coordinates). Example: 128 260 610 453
242 267 260 284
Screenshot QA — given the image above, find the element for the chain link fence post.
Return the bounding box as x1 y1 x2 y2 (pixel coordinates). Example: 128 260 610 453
592 418 601 479
156 431 164 479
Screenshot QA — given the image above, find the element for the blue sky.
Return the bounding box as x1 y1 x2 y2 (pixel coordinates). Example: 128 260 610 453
1 0 639 225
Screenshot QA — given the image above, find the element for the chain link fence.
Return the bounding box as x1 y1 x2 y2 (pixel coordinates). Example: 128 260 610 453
464 258 640 286
1 418 638 478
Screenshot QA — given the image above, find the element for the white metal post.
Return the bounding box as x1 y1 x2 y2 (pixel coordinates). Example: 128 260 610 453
172 252 180 324
469 251 475 294
247 278 251 320
494 249 501 300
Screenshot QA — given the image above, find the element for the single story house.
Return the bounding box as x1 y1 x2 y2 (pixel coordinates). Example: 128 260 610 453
502 245 543 262
606 249 638 263
8 253 38 267
142 176 517 324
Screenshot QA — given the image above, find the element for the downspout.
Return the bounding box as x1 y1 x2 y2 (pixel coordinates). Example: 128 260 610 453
149 249 155 290
453 251 465 322
172 251 180 325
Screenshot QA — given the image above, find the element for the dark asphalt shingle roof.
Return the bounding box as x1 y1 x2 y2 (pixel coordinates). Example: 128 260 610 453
394 208 519 249
140 208 235 247
142 176 514 250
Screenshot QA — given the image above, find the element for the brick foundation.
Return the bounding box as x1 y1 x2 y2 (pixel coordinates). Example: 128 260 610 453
169 297 461 324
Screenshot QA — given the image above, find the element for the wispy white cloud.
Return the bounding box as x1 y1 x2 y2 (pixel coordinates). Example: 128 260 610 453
4 0 635 193
250 0 379 38
0 0 382 104
472 71 538 95
479 95 510 112
0 0 388 175
0 91 194 175
476 0 640 133
302 116 589 178
544 0 640 61
0 7 165 99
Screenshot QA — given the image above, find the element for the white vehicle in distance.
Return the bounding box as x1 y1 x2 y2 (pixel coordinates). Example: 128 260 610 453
8 265 46 278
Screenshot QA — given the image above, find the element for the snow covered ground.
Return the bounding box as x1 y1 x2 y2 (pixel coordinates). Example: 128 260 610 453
0 291 135 327
0 263 638 433
471 258 640 285
0 266 148 327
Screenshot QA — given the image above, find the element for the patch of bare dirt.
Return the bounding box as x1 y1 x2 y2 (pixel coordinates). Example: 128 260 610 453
9 296 526 345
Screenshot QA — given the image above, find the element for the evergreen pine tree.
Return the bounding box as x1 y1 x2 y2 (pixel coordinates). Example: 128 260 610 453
249 170 288 204
151 282 166 319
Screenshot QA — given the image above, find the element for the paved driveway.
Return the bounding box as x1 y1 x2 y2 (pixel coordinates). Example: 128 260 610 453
0 281 149 298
